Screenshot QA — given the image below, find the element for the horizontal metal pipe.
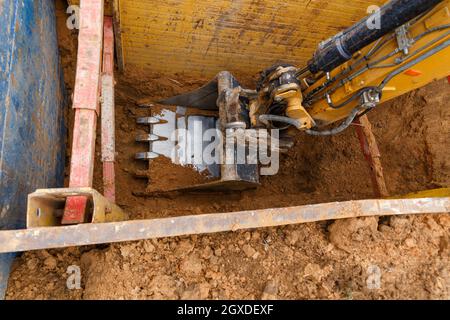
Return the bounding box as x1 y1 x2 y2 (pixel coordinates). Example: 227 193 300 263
0 197 448 253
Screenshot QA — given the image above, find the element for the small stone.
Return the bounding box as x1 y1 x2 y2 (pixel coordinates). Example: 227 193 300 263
285 230 301 245
425 216 441 232
26 257 39 271
378 225 392 233
131 286 141 294
439 236 448 254
149 275 178 299
202 246 213 259
329 217 378 251
209 256 219 265
45 281 55 291
120 246 132 258
214 248 222 257
252 231 261 241
389 216 410 231
43 256 57 271
303 263 321 279
175 240 195 256
242 244 256 258
325 243 335 253
180 254 203 276
143 241 155 253
404 238 416 248
261 280 278 300
181 282 211 300
303 263 332 282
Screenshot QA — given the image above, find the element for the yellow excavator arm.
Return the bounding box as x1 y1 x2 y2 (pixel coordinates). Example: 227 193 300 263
154 0 450 190
303 0 450 127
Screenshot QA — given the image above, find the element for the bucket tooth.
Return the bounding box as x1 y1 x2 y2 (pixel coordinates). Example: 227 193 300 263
136 117 161 125
135 152 159 160
136 99 154 108
136 134 159 142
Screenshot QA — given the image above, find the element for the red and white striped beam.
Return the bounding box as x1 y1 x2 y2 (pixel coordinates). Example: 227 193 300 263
62 0 105 224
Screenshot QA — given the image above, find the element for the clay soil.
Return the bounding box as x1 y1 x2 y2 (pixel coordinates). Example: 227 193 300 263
5 1 450 300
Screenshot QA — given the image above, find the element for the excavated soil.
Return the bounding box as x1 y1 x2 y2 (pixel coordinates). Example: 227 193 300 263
5 1 450 300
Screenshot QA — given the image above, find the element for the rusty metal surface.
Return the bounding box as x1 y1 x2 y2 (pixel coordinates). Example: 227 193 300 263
354 115 389 198
101 75 115 163
101 17 116 203
61 195 89 225
71 0 104 114
0 0 67 298
68 0 105 188
27 188 127 228
64 0 105 224
3 197 448 253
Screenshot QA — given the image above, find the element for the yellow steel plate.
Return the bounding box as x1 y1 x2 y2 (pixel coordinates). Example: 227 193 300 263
117 0 385 77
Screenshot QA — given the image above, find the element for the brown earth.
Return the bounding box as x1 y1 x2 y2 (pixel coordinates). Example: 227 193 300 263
4 0 450 300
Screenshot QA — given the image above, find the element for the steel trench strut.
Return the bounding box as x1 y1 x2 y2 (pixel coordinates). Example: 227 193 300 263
353 114 389 198
62 0 105 224
1 197 449 253
101 17 116 203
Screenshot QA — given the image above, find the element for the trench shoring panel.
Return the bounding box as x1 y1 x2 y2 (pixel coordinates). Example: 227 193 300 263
118 0 385 77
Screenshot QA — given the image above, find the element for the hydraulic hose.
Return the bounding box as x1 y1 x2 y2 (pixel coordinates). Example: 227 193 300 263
259 109 363 136
259 114 302 129
305 107 362 136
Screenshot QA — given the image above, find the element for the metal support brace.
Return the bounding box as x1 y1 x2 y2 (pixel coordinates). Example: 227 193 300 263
101 16 116 203
1 196 448 253
63 0 104 224
27 188 126 228
354 114 389 198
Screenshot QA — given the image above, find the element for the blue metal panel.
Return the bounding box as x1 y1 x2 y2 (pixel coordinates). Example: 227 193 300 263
0 0 66 298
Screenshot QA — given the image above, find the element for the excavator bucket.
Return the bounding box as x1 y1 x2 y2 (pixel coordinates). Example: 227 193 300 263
136 72 260 195
158 77 219 110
